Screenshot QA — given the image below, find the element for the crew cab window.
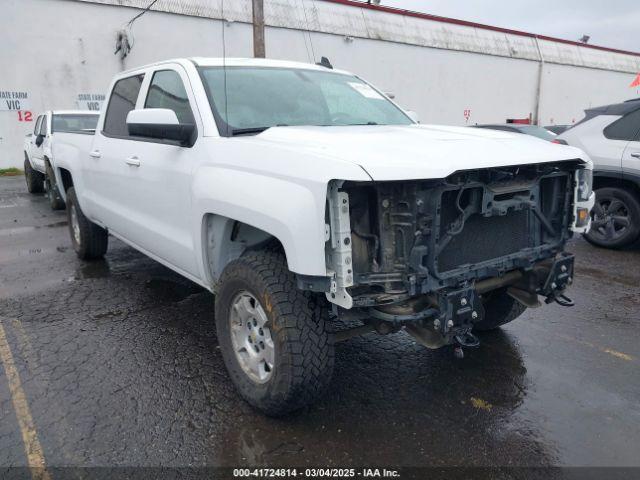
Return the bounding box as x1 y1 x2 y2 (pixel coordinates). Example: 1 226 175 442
144 70 194 124
103 74 145 137
604 109 640 141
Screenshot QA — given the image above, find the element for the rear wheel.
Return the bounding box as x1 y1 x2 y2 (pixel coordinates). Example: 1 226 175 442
24 157 44 194
44 162 65 210
584 187 640 249
66 187 108 260
215 249 334 416
474 288 527 331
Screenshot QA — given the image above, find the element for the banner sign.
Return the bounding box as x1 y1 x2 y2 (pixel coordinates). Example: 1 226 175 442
76 93 105 111
0 91 30 111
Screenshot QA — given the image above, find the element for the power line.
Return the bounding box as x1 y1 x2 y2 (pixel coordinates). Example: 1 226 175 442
126 0 161 27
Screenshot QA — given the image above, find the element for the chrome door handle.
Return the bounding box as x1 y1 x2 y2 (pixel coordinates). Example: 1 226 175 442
631 152 640 159
125 156 140 167
89 150 101 159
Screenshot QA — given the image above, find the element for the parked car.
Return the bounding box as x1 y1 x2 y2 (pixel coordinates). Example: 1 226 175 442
472 124 558 142
24 110 99 209
558 99 640 248
52 57 594 415
545 125 571 135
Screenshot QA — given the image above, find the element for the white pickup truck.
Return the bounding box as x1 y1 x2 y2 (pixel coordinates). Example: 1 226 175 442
23 110 99 210
54 57 594 415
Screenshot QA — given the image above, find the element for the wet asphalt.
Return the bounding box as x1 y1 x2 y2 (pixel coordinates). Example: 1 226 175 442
0 175 639 473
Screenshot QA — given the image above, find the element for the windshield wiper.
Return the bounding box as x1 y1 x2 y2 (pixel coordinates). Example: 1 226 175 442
230 127 271 136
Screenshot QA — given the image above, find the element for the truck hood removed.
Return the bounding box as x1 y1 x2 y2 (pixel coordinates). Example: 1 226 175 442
253 124 588 181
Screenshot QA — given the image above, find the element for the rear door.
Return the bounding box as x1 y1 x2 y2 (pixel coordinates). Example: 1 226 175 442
619 109 640 179
83 73 146 232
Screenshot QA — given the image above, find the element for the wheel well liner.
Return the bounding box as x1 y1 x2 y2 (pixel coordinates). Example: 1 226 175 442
203 214 285 290
59 168 74 192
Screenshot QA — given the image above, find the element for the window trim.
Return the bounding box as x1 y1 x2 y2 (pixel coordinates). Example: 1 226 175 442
603 108 640 142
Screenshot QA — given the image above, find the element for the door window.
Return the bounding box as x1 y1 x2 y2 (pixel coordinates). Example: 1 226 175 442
38 116 48 136
34 116 42 135
604 109 640 141
144 70 195 124
103 74 145 137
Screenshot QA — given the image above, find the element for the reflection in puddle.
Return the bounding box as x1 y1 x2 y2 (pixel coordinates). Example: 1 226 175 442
0 221 68 237
211 329 557 467
145 277 204 302
78 260 112 279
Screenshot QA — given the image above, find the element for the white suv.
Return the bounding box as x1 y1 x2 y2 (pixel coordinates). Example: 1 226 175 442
559 99 640 248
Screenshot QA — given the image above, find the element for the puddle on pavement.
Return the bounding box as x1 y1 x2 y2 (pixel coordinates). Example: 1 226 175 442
78 260 112 279
145 277 205 302
0 221 68 237
208 328 544 467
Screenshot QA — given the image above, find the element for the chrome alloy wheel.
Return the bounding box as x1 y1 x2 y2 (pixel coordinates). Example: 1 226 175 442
70 204 81 245
229 291 275 383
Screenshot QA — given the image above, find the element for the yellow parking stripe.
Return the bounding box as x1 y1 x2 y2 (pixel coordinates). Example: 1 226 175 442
0 321 51 480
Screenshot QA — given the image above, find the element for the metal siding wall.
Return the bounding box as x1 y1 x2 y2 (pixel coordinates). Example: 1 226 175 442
538 64 638 126
265 28 540 126
1 0 638 167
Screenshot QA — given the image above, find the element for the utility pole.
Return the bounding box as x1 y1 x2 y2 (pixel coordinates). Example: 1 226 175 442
252 0 266 58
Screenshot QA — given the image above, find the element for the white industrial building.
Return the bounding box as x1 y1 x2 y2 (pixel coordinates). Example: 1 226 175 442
1 0 639 168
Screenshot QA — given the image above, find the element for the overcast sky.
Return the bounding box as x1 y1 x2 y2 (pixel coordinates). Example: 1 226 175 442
379 0 639 52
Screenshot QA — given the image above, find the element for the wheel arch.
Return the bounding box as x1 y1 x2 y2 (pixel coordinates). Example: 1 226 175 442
202 213 288 291
57 168 74 202
593 171 640 199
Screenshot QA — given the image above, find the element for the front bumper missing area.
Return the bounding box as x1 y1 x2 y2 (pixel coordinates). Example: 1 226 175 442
368 253 576 348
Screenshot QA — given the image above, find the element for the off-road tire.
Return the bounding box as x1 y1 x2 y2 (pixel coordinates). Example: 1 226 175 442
45 162 65 210
584 187 640 249
215 250 334 416
474 288 527 331
66 187 108 260
24 156 44 194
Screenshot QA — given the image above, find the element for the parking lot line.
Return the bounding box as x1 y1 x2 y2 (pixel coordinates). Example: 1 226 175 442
0 321 51 480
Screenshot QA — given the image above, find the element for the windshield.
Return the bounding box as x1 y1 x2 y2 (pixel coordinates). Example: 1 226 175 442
52 114 98 133
199 67 413 135
516 125 557 141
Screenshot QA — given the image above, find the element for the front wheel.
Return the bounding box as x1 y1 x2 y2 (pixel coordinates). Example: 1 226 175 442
584 187 640 249
215 250 334 416
45 163 65 210
24 157 44 194
66 187 108 260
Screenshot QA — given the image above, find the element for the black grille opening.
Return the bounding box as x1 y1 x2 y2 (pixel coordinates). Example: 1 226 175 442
437 209 532 272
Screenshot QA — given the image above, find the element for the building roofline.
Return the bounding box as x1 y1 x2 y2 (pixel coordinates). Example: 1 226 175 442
323 0 640 58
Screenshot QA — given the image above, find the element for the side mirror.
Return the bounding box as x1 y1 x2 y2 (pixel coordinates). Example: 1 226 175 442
35 134 44 147
405 110 420 124
126 108 195 146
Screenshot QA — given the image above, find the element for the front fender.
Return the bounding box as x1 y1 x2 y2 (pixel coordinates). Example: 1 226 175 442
193 167 329 279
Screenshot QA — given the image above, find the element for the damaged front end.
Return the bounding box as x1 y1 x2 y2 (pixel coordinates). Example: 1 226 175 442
323 160 586 350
